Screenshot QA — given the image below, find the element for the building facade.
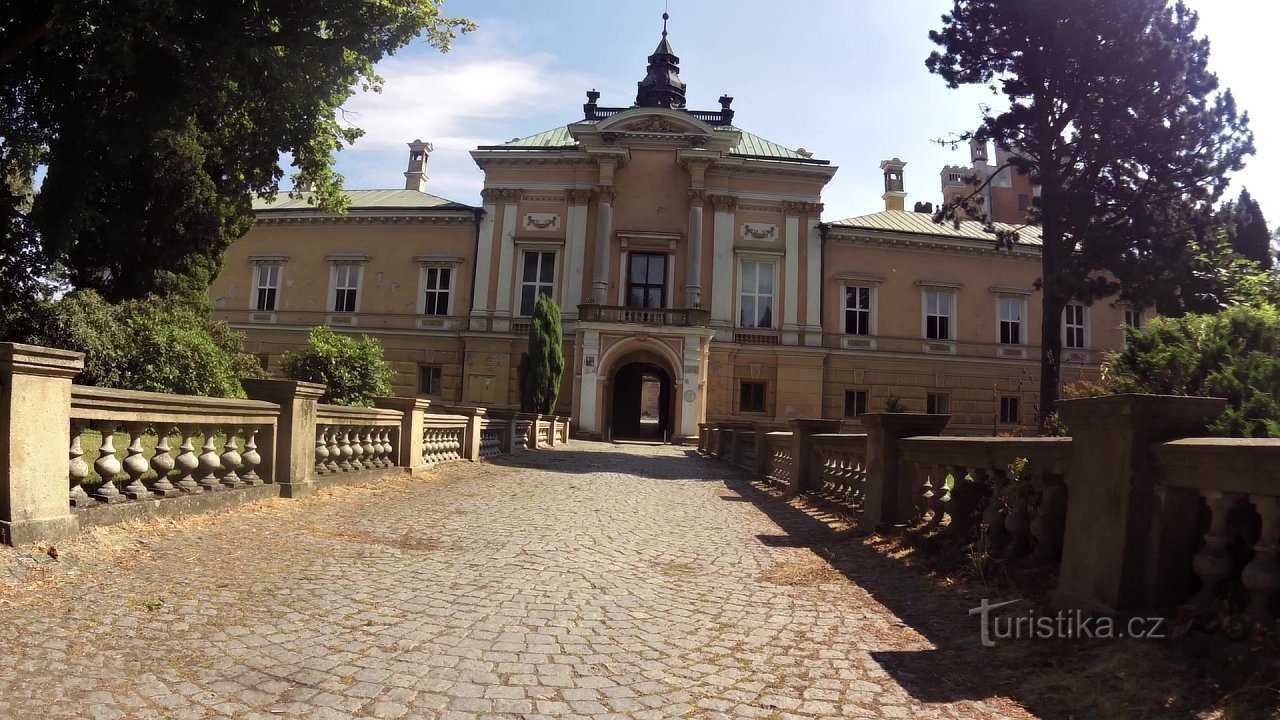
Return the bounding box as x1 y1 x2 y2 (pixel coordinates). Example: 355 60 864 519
210 21 1137 440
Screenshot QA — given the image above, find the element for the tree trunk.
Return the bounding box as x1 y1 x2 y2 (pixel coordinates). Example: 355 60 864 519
1038 223 1066 434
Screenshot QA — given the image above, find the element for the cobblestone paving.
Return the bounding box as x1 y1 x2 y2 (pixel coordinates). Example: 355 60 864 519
0 442 1034 719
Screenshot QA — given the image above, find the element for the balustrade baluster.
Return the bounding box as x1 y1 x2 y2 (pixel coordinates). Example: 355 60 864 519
1242 496 1280 620
362 427 376 468
174 426 202 494
922 465 948 530
349 426 365 470
945 466 983 539
240 428 262 485
337 428 354 471
1030 472 1068 564
197 426 223 491
315 425 331 475
150 428 180 497
326 425 341 473
1193 491 1242 607
93 422 124 503
121 423 152 500
382 428 396 466
218 428 244 488
69 421 92 507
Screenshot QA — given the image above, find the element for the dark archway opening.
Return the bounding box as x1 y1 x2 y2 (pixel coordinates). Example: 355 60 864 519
610 362 672 441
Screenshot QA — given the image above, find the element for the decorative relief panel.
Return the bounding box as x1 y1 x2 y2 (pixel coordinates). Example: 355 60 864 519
741 222 778 241
621 117 686 133
523 213 560 231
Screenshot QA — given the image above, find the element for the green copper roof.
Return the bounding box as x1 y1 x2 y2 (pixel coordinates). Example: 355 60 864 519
830 210 1043 247
492 123 819 162
252 189 474 212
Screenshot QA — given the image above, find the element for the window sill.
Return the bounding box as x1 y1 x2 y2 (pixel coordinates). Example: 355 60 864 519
922 340 956 355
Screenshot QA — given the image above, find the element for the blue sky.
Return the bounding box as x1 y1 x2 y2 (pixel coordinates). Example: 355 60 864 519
335 0 1279 224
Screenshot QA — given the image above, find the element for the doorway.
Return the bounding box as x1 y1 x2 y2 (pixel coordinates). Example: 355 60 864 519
610 362 672 441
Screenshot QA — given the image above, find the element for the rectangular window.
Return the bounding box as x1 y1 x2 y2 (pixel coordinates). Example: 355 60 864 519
626 252 667 308
1124 309 1142 329
333 264 361 313
519 251 556 316
998 297 1023 345
844 286 872 335
999 396 1020 425
925 290 954 340
1017 193 1030 211
419 365 442 396
253 264 281 311
927 393 949 415
738 261 775 329
422 267 452 316
844 390 868 418
1064 303 1086 349
740 381 766 413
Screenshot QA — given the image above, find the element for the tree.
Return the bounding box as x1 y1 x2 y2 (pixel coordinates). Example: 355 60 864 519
928 0 1253 431
282 326 394 407
519 295 565 415
1227 188 1272 270
0 1 473 307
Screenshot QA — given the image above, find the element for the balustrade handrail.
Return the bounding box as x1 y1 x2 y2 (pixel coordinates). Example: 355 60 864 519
316 403 403 426
70 385 279 424
1153 437 1280 494
423 414 469 427
898 436 1072 474
811 433 868 452
577 303 711 327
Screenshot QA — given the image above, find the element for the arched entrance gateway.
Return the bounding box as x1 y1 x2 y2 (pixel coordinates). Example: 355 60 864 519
610 362 672 441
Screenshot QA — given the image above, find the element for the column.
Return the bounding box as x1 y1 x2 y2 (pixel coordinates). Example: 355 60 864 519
0 344 84 546
709 194 736 336
493 189 521 332
469 190 499 331
782 203 801 345
859 412 951 533
243 378 327 497
678 335 702 439
563 189 592 319
577 328 602 436
686 190 705 308
591 186 615 305
804 205 824 346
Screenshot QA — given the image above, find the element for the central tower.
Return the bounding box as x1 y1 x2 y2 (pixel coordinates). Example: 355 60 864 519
635 13 687 109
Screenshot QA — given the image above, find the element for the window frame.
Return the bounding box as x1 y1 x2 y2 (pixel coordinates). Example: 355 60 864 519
625 251 668 309
737 258 777 330
330 263 363 314
1063 303 1088 349
843 285 874 336
418 365 443 396
739 380 767 414
252 263 282 312
420 265 453 316
997 296 1025 346
923 289 956 341
518 249 558 317
843 389 868 418
927 393 950 415
999 396 1021 425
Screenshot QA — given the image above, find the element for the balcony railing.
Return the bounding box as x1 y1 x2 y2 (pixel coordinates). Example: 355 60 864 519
577 304 711 327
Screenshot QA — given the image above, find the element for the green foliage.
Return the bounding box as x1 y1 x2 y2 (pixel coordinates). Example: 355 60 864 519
2 1 473 304
884 395 906 413
1104 305 1280 437
927 0 1253 429
282 326 393 407
1223 188 1273 270
30 290 263 397
518 295 565 414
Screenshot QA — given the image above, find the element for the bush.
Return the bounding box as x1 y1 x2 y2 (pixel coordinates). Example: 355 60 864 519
29 290 263 397
281 326 393 407
1104 304 1280 437
518 295 564 414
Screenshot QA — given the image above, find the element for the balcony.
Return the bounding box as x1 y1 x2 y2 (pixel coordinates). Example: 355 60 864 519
577 304 711 327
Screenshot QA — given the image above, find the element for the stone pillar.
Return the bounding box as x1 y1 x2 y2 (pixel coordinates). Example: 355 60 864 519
708 194 736 337
434 404 485 461
372 396 434 470
859 413 950 532
0 344 84 546
517 412 539 450
489 411 519 454
787 418 843 496
754 424 773 479
781 204 802 345
244 378 327 498
803 209 824 346
469 191 499 331
563 189 593 319
686 191 705 308
591 187 614 305
1054 394 1227 613
492 189 521 331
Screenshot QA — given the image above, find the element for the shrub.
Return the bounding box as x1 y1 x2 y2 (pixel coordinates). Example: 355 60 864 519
518 295 564 414
29 290 262 397
281 326 393 407
1104 304 1280 437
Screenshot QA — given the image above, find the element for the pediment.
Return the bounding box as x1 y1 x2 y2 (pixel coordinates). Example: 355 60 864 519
595 108 712 136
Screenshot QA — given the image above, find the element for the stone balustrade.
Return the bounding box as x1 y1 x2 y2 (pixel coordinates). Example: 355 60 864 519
699 394 1275 620
0 342 574 546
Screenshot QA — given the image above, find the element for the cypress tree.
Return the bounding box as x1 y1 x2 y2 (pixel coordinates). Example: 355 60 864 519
1231 188 1272 270
519 295 565 414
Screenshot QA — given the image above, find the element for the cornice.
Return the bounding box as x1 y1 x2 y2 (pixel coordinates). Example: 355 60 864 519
826 229 1042 260
255 214 474 226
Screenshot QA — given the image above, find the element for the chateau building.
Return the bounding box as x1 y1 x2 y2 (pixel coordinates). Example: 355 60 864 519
210 18 1135 440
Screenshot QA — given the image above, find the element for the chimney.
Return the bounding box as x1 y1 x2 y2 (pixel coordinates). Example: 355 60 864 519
404 139 433 192
880 158 907 212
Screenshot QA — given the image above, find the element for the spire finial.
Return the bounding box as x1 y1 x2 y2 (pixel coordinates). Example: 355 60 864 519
662 11 669 37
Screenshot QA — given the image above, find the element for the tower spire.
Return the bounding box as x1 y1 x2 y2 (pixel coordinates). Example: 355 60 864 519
635 11 686 108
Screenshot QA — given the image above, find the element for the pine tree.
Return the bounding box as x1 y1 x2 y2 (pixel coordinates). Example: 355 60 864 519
928 0 1253 431
1231 188 1272 270
519 295 565 415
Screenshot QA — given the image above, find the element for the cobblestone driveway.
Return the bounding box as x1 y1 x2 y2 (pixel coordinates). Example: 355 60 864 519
0 442 1034 719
